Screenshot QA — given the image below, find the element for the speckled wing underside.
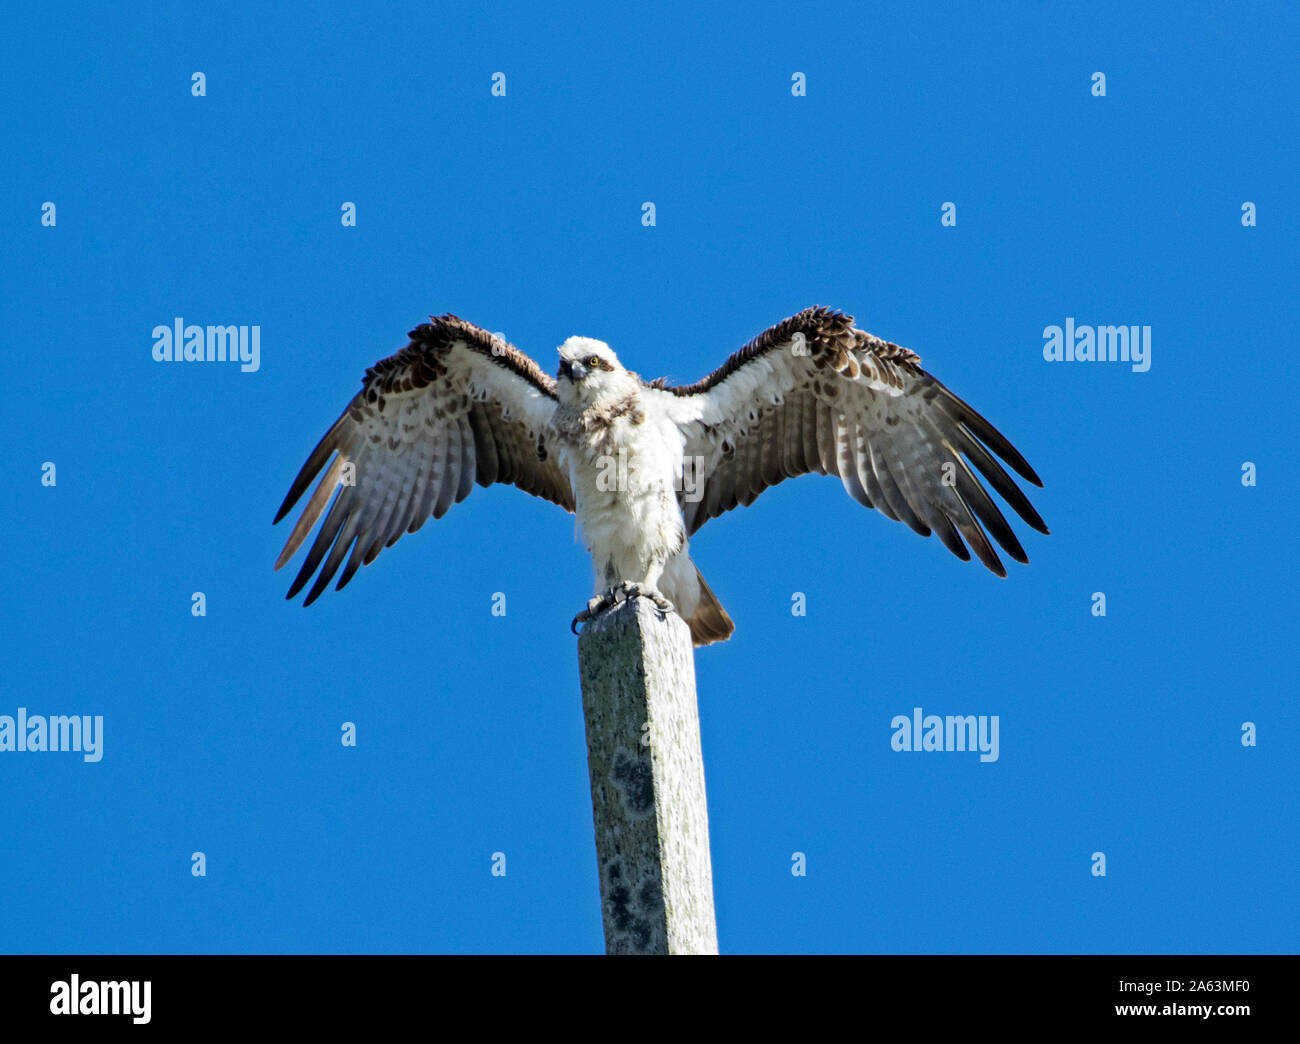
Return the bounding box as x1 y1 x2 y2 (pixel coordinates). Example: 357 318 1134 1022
273 315 573 604
656 306 1049 576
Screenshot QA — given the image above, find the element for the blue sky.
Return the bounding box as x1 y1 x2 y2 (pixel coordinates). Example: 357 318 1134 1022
2 1 1296 953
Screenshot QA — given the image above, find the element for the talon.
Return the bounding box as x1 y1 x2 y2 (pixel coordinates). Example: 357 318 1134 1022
572 590 618 635
626 581 676 616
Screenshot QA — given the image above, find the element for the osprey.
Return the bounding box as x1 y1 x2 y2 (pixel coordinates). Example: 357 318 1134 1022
274 308 1048 645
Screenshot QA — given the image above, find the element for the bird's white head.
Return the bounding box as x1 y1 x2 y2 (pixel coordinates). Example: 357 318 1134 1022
556 336 634 406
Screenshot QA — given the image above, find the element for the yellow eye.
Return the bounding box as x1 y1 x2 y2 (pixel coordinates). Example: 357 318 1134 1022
586 355 601 368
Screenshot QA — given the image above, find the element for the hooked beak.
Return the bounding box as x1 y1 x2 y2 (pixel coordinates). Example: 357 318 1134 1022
558 359 575 381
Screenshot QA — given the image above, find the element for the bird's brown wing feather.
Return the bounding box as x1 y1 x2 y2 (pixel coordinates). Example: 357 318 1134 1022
273 315 572 604
650 307 1047 576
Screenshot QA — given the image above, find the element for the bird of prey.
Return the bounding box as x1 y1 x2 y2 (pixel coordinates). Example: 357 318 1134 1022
274 307 1048 645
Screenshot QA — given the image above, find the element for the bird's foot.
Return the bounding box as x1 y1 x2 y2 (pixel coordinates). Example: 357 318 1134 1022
571 589 620 635
571 583 677 635
614 581 676 616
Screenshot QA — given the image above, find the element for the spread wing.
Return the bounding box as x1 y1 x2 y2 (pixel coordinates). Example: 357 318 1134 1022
274 314 572 604
647 306 1048 576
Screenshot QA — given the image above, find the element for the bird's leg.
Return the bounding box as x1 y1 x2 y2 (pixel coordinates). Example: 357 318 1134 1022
613 560 676 615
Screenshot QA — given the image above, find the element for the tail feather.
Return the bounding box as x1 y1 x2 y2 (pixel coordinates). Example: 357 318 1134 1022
686 565 734 647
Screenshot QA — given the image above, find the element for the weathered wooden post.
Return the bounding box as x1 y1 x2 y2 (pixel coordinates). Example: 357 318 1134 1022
576 597 719 955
